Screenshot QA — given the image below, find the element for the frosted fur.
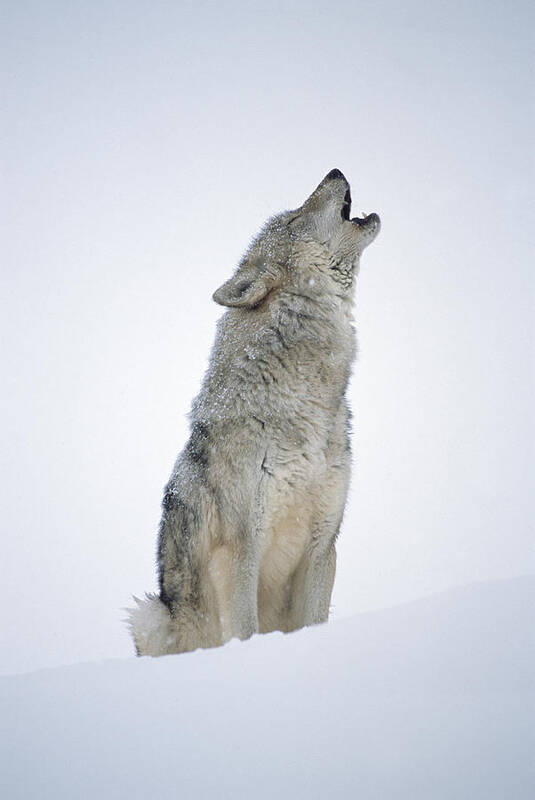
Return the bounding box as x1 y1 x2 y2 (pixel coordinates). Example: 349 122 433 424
128 169 380 656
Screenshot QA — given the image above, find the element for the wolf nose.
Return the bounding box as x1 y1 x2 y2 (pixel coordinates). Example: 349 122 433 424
325 168 346 182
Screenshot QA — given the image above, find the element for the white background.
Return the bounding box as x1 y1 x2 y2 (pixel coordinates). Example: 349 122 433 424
1 0 533 674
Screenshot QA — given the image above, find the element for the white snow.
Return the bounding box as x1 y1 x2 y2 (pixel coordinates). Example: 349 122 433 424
2 576 534 799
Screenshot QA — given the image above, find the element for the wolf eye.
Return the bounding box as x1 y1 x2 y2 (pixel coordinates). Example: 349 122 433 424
236 281 251 296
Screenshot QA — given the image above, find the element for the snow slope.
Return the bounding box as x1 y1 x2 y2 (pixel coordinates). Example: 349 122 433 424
2 576 534 799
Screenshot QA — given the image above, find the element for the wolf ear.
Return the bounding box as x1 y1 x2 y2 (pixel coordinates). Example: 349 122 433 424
213 269 275 308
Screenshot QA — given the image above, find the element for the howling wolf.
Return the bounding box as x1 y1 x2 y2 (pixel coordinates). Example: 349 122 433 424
128 169 380 656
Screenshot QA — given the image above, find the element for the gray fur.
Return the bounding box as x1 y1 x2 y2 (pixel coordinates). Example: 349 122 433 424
127 169 380 656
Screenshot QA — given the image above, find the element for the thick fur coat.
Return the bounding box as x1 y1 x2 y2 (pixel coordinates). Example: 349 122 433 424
128 169 380 656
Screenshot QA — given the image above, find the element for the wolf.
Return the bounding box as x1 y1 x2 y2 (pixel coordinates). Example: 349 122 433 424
128 168 380 656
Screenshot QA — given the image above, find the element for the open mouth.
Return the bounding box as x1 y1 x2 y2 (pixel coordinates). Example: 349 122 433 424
352 211 380 228
341 189 379 227
341 189 351 221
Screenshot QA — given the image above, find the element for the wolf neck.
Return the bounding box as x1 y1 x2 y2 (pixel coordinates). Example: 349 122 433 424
193 290 355 428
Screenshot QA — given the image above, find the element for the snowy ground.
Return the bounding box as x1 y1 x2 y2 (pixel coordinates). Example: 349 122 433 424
2 576 534 799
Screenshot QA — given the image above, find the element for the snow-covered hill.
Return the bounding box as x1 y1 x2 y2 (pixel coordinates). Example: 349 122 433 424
2 576 534 799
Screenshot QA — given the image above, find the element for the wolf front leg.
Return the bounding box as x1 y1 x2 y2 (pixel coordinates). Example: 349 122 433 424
289 532 338 629
230 542 260 640
290 413 350 630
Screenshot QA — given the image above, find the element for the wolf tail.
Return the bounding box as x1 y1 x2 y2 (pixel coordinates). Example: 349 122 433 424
125 593 178 657
126 591 219 657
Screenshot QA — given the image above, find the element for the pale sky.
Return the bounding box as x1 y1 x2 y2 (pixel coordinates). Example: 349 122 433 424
1 0 533 674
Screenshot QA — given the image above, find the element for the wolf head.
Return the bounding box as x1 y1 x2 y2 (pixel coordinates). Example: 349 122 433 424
213 169 380 308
